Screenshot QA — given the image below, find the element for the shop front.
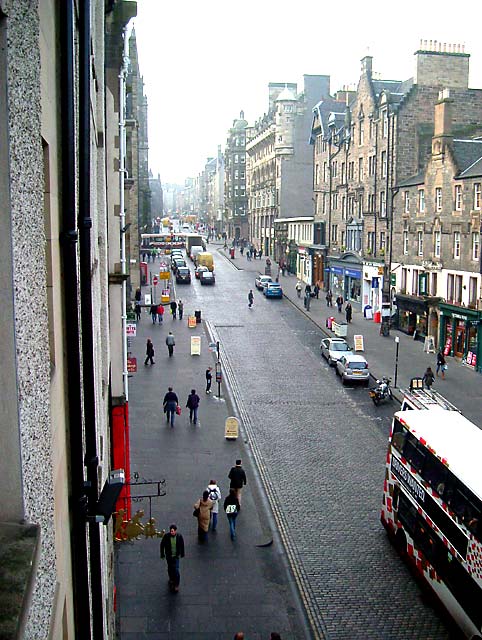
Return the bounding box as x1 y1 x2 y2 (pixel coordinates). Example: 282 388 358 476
326 254 362 308
297 247 312 284
439 304 482 372
394 294 430 339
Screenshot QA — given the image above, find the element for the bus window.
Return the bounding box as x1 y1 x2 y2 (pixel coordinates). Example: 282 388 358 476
422 454 447 495
403 433 426 474
390 418 406 453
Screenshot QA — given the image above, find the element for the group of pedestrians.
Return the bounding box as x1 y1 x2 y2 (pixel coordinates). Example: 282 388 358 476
423 351 447 389
144 331 176 364
149 299 184 324
160 460 247 594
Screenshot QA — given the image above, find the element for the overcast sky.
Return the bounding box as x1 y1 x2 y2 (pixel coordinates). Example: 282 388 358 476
133 0 482 186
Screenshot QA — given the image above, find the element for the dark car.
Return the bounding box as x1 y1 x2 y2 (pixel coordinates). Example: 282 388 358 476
171 257 186 273
200 271 215 285
175 266 191 284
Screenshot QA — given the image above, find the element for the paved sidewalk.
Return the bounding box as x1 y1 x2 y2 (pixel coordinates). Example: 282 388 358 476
115 274 308 639
217 243 481 426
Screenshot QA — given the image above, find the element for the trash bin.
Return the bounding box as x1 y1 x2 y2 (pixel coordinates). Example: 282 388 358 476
334 321 348 337
373 310 381 323
194 310 201 324
326 316 335 330
230 248 235 259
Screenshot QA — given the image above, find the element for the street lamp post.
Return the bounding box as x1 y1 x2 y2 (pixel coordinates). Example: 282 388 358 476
394 336 400 388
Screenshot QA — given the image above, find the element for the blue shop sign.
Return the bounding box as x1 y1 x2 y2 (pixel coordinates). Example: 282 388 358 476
345 268 362 278
372 277 379 289
331 266 343 275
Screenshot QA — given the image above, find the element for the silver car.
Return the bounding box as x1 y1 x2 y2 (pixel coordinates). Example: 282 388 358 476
335 354 370 386
255 274 272 291
320 338 353 366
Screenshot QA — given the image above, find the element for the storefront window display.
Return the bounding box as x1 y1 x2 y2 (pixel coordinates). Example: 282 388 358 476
467 324 477 368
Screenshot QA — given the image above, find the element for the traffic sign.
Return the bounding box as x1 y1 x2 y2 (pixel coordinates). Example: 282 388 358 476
153 276 158 286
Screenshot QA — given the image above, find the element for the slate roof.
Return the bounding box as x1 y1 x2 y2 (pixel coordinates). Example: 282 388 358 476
453 139 482 177
397 172 425 188
310 98 346 142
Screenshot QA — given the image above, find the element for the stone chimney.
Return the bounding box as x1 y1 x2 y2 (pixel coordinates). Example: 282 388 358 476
432 89 453 157
361 56 372 78
415 41 469 89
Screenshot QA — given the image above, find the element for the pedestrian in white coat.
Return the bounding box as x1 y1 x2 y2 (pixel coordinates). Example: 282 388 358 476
206 480 221 532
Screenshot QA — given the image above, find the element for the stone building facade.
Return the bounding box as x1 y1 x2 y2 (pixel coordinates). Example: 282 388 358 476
224 111 249 240
0 1 136 637
247 76 330 258
312 44 482 322
393 91 482 370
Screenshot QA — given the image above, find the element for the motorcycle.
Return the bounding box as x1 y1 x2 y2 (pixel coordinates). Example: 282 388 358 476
369 376 393 406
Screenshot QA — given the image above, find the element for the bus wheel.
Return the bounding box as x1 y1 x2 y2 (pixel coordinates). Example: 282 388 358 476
395 530 407 558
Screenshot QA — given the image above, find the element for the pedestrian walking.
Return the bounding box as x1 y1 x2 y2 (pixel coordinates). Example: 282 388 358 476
170 299 177 319
166 331 175 357
313 282 320 299
295 281 302 298
223 488 241 540
345 301 352 323
248 289 254 308
436 350 446 379
157 303 164 323
135 287 141 303
186 389 200 424
193 490 213 543
163 387 179 427
178 299 184 320
135 302 141 322
205 367 212 394
326 290 333 307
336 294 344 313
150 302 158 324
423 366 435 390
304 284 312 311
160 524 184 593
144 338 155 365
206 480 221 532
240 245 244 256
228 459 247 504
259 248 263 260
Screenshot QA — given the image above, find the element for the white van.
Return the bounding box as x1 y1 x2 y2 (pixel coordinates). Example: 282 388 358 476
190 245 204 263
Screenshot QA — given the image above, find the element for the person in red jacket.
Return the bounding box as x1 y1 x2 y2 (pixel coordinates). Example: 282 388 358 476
157 303 164 323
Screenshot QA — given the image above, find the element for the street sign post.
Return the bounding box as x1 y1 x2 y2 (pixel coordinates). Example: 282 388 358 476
153 276 158 286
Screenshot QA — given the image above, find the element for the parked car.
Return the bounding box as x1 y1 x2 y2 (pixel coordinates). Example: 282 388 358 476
263 282 283 298
320 338 353 366
175 266 191 284
255 274 272 291
195 265 209 279
170 250 183 260
200 270 215 285
335 354 370 386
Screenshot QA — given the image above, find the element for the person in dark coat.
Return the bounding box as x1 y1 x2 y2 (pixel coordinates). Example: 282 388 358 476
205 367 212 394
336 295 344 313
163 387 179 427
345 302 352 323
135 302 141 322
186 389 200 424
228 459 247 505
223 488 241 540
178 300 184 320
144 338 155 365
150 302 158 324
326 290 333 307
423 366 435 389
436 351 446 379
170 299 177 319
160 524 185 593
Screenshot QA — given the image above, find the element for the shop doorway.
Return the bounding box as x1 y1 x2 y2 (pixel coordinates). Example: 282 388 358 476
454 322 465 358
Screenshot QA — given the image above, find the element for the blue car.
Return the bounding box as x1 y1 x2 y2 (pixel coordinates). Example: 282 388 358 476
264 282 283 298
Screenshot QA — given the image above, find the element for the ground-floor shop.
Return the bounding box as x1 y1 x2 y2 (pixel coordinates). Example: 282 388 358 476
439 304 482 372
324 253 363 309
297 247 312 284
394 294 442 343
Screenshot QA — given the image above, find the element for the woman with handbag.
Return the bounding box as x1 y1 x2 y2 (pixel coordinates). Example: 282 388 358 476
193 490 213 542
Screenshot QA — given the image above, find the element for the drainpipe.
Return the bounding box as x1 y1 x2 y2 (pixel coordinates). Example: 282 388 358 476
119 28 129 402
78 2 103 636
59 1 91 635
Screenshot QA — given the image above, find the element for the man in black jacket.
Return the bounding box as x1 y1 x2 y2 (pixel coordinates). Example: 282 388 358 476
160 524 185 592
228 459 247 505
